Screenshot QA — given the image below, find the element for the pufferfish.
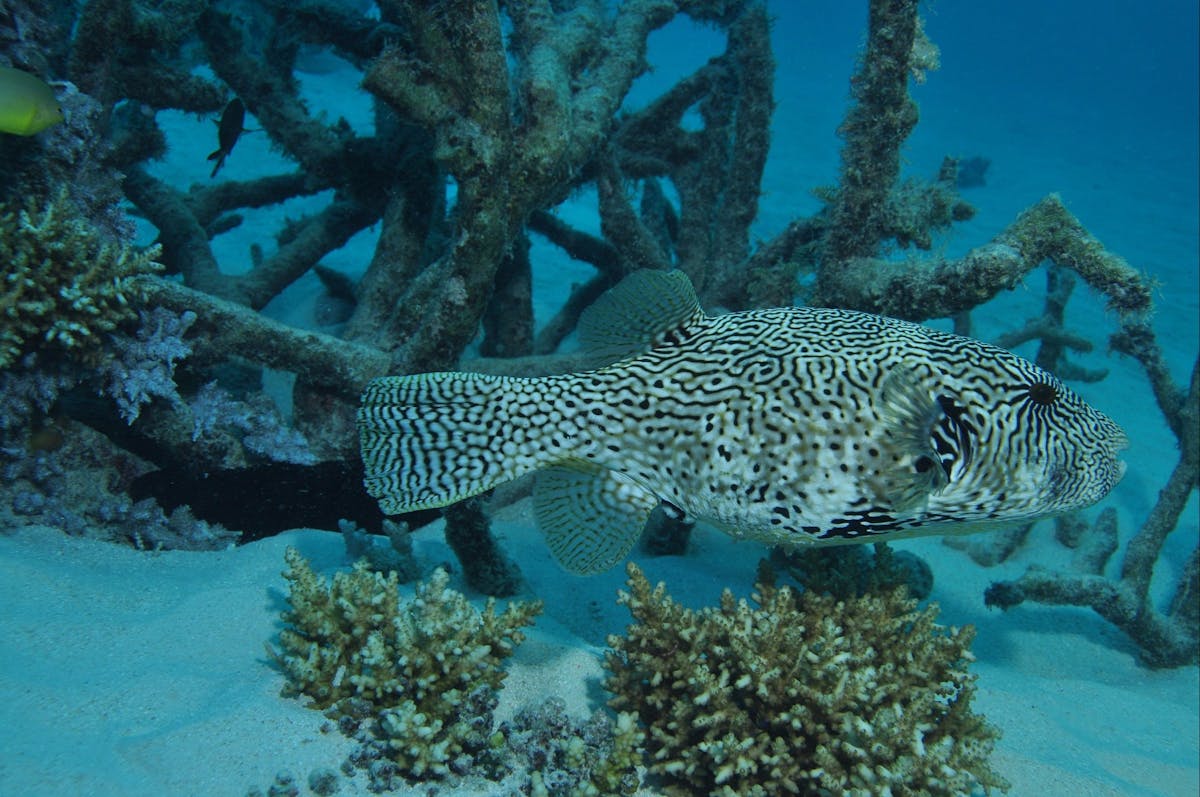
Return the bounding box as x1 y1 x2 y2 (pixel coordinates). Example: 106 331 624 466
358 269 1127 574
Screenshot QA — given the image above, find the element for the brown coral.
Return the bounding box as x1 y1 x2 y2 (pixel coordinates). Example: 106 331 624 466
604 562 1007 796
0 190 160 368
272 547 542 779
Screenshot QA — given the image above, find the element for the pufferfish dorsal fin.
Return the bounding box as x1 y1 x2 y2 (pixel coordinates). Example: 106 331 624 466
533 464 659 575
578 269 706 364
878 370 950 513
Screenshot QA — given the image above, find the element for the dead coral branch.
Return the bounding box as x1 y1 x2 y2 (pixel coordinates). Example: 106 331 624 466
823 0 923 263
134 277 389 400
356 0 745 372
814 194 1153 323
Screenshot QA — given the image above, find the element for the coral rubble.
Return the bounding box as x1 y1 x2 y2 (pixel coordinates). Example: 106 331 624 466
501 697 644 797
604 562 1007 796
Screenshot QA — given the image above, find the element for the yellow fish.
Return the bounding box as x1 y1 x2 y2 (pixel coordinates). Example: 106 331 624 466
0 66 64 136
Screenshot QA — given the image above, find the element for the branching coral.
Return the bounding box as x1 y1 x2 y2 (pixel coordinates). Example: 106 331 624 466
798 0 1155 323
815 192 1154 323
68 0 223 111
0 190 160 368
356 0 736 371
273 548 542 780
189 382 316 465
822 0 923 264
604 562 1007 796
604 1 775 310
100 306 195 424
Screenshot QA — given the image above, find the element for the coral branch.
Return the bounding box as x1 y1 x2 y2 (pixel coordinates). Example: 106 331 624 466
126 164 373 309
123 166 226 295
134 277 389 399
70 0 224 111
354 0 735 371
258 0 397 67
814 194 1154 323
232 197 376 310
525 210 622 354
607 1 774 307
823 0 922 263
1111 321 1187 438
197 6 356 185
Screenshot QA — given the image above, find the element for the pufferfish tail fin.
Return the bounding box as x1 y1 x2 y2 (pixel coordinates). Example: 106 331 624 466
358 372 544 515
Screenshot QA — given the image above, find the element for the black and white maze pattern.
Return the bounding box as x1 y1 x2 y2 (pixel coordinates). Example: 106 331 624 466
358 304 1127 546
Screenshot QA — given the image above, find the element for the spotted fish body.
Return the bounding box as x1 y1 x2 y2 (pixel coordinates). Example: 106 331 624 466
359 270 1127 574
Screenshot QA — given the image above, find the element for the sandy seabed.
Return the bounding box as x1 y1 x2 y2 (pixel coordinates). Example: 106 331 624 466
1 515 1196 797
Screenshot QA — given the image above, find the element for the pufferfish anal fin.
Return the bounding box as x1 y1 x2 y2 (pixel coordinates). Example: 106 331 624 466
878 370 950 513
578 269 706 364
533 464 659 575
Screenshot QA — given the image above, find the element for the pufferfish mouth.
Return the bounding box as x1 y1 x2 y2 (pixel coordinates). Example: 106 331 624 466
1097 456 1128 502
1110 427 1130 487
1045 434 1128 509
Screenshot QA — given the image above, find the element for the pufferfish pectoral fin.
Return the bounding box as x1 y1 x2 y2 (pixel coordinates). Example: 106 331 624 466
533 464 658 575
878 370 951 513
577 269 707 364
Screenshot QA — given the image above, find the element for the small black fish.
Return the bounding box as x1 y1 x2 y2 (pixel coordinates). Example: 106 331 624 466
208 97 246 178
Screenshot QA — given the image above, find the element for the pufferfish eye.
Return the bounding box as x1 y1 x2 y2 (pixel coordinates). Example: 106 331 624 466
1026 381 1058 406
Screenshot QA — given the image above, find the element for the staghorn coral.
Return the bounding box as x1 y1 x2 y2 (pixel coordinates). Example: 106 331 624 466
273 548 542 781
604 562 1007 796
0 189 160 368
